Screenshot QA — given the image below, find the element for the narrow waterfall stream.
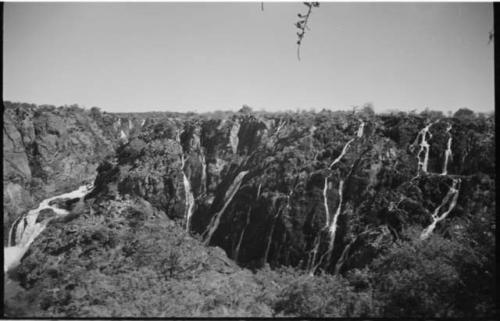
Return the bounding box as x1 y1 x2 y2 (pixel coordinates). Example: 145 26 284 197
329 138 355 169
4 184 93 272
441 123 453 175
322 177 331 228
413 121 437 175
327 180 344 256
420 178 461 240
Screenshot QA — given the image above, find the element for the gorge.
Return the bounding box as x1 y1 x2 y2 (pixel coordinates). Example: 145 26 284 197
3 102 496 318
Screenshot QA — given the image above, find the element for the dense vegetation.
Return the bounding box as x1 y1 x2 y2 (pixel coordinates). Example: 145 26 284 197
3 103 496 317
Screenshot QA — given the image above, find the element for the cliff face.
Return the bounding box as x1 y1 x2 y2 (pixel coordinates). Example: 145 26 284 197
84 110 495 272
6 105 495 317
2 102 147 244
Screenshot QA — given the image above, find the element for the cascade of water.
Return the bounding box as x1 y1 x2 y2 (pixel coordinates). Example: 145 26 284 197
420 178 461 240
203 170 249 245
357 120 365 138
256 183 262 199
323 177 330 228
182 170 195 232
441 124 453 175
327 180 344 254
413 121 438 175
307 235 321 275
176 129 196 232
200 149 207 196
140 119 146 127
329 138 355 169
4 184 93 272
229 121 240 154
119 130 127 140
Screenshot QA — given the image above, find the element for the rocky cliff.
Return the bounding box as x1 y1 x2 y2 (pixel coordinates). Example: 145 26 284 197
4 105 495 317
3 102 149 244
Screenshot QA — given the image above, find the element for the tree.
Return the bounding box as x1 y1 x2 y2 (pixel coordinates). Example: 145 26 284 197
453 108 475 120
239 104 253 114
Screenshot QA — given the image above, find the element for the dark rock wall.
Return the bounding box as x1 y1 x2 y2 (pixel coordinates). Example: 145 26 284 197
85 110 495 274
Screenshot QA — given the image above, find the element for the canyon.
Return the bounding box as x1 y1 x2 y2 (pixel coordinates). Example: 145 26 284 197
3 102 495 317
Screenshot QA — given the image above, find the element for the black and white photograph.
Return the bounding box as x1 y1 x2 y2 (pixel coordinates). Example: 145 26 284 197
2 1 496 318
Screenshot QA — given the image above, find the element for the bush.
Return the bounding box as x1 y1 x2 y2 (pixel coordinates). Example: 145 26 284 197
274 273 376 317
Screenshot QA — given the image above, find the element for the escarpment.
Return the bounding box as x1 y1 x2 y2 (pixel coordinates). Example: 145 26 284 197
76 110 494 273
5 105 495 317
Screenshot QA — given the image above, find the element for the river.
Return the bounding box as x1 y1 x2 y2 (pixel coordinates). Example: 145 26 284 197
4 184 93 272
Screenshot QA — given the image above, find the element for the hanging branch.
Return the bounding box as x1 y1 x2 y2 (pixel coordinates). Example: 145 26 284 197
296 2 320 61
488 29 494 45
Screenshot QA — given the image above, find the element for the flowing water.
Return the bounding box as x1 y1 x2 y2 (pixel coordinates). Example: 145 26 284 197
413 121 438 175
441 124 453 175
420 178 461 240
4 184 93 272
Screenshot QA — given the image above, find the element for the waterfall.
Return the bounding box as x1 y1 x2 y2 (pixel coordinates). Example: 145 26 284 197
329 139 355 169
441 124 453 175
4 184 93 272
140 119 146 127
323 177 330 228
200 149 207 196
229 121 240 154
357 120 365 138
182 167 195 232
177 128 195 232
307 235 321 275
413 121 437 175
203 170 249 245
309 119 365 274
120 130 127 140
420 178 461 240
327 180 344 254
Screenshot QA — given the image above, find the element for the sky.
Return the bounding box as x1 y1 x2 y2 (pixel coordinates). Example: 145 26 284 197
3 2 495 114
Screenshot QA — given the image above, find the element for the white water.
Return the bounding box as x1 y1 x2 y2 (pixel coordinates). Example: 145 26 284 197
181 163 195 232
128 119 133 130
200 149 207 196
327 180 344 253
323 177 330 228
413 121 437 175
420 178 460 240
309 120 365 274
119 130 127 140
357 120 365 138
229 121 240 154
4 184 93 272
177 129 196 233
441 124 453 175
329 138 355 169
307 235 321 275
203 170 249 245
